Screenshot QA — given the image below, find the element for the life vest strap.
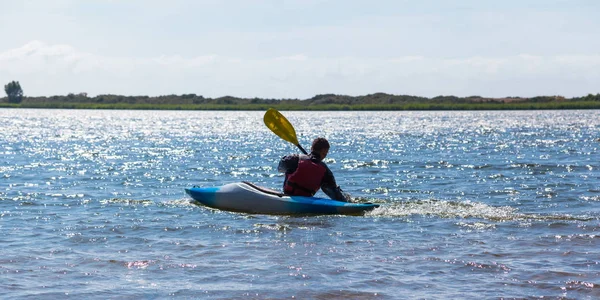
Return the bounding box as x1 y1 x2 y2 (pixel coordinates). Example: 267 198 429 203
285 181 316 196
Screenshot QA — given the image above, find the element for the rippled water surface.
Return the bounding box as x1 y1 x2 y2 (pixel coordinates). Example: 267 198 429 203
1 109 600 299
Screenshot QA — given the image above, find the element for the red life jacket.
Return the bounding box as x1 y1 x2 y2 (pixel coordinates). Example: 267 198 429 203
284 156 327 196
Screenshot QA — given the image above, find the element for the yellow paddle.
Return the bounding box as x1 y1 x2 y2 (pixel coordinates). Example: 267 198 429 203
263 108 308 155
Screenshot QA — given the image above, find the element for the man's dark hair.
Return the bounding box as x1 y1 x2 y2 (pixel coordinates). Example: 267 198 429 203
311 137 330 152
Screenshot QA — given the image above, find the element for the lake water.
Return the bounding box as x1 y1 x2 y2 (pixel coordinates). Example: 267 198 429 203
1 109 599 299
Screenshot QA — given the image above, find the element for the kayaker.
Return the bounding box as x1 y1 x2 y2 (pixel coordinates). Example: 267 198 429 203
278 137 349 202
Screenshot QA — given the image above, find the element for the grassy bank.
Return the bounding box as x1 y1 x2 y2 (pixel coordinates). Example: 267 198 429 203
2 92 599 110
2 101 600 110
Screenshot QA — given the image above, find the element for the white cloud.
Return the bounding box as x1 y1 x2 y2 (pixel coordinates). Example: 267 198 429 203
1 41 599 98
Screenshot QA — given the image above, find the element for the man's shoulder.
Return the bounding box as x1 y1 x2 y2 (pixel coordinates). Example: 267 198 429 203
280 154 300 161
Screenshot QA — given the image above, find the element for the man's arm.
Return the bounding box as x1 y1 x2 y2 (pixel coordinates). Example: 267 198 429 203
320 164 349 202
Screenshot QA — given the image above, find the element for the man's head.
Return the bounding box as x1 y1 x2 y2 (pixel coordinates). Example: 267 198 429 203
311 137 330 159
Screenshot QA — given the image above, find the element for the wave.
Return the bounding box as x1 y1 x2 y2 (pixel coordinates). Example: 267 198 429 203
99 198 154 206
366 199 594 222
96 196 594 222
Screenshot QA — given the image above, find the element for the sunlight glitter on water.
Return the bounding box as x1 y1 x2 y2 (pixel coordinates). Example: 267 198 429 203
1 109 600 299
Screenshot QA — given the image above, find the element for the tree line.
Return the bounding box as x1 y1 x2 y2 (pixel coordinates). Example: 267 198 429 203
2 80 600 110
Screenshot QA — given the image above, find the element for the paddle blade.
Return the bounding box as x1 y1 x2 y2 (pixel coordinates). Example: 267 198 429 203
263 108 300 145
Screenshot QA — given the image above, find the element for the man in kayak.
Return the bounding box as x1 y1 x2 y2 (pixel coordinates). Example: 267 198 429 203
278 137 349 202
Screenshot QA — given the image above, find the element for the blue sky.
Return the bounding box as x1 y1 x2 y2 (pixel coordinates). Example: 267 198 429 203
1 0 599 99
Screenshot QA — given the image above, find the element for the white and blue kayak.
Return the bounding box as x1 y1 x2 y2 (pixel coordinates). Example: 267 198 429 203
185 181 379 215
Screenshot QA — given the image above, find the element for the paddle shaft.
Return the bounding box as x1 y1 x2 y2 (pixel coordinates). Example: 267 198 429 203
296 144 308 155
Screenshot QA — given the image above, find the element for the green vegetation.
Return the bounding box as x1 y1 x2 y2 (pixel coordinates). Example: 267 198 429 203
4 81 23 103
1 81 599 110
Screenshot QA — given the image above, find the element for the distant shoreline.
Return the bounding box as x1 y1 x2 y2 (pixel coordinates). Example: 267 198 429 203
1 92 599 110
2 102 600 110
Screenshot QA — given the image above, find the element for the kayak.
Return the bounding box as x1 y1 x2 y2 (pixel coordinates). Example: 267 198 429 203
185 181 379 215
